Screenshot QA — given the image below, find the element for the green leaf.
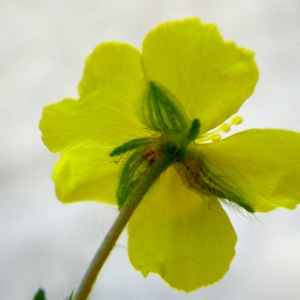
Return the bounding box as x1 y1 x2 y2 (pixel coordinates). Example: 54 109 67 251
65 291 74 300
33 288 46 300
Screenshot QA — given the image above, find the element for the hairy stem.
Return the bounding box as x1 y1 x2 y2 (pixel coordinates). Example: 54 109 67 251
72 154 173 300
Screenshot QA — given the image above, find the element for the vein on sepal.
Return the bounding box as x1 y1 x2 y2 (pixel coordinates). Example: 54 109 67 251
116 147 161 207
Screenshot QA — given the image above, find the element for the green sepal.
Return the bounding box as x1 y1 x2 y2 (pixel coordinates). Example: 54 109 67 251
33 288 46 300
116 138 190 207
187 118 200 142
117 146 160 207
110 137 153 157
139 81 190 133
161 141 186 162
177 152 254 213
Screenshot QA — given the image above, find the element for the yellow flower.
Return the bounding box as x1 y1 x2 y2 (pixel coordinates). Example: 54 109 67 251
40 18 300 292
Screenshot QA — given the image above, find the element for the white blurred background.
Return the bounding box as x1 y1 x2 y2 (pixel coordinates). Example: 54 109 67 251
1 1 300 299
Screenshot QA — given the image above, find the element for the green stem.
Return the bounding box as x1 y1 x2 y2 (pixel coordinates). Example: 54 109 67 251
72 154 173 300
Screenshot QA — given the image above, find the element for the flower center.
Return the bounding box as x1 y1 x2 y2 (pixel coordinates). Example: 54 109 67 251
110 80 246 210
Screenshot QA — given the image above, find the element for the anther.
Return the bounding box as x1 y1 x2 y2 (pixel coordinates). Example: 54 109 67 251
210 134 221 142
230 115 243 125
219 123 231 132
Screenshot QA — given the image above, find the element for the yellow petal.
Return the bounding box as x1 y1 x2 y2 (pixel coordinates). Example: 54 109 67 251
141 18 258 134
78 42 143 98
128 167 237 292
199 129 300 212
40 43 147 152
53 145 119 204
40 95 149 152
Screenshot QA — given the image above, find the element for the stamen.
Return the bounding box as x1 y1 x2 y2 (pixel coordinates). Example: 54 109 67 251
196 115 243 144
197 133 221 143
